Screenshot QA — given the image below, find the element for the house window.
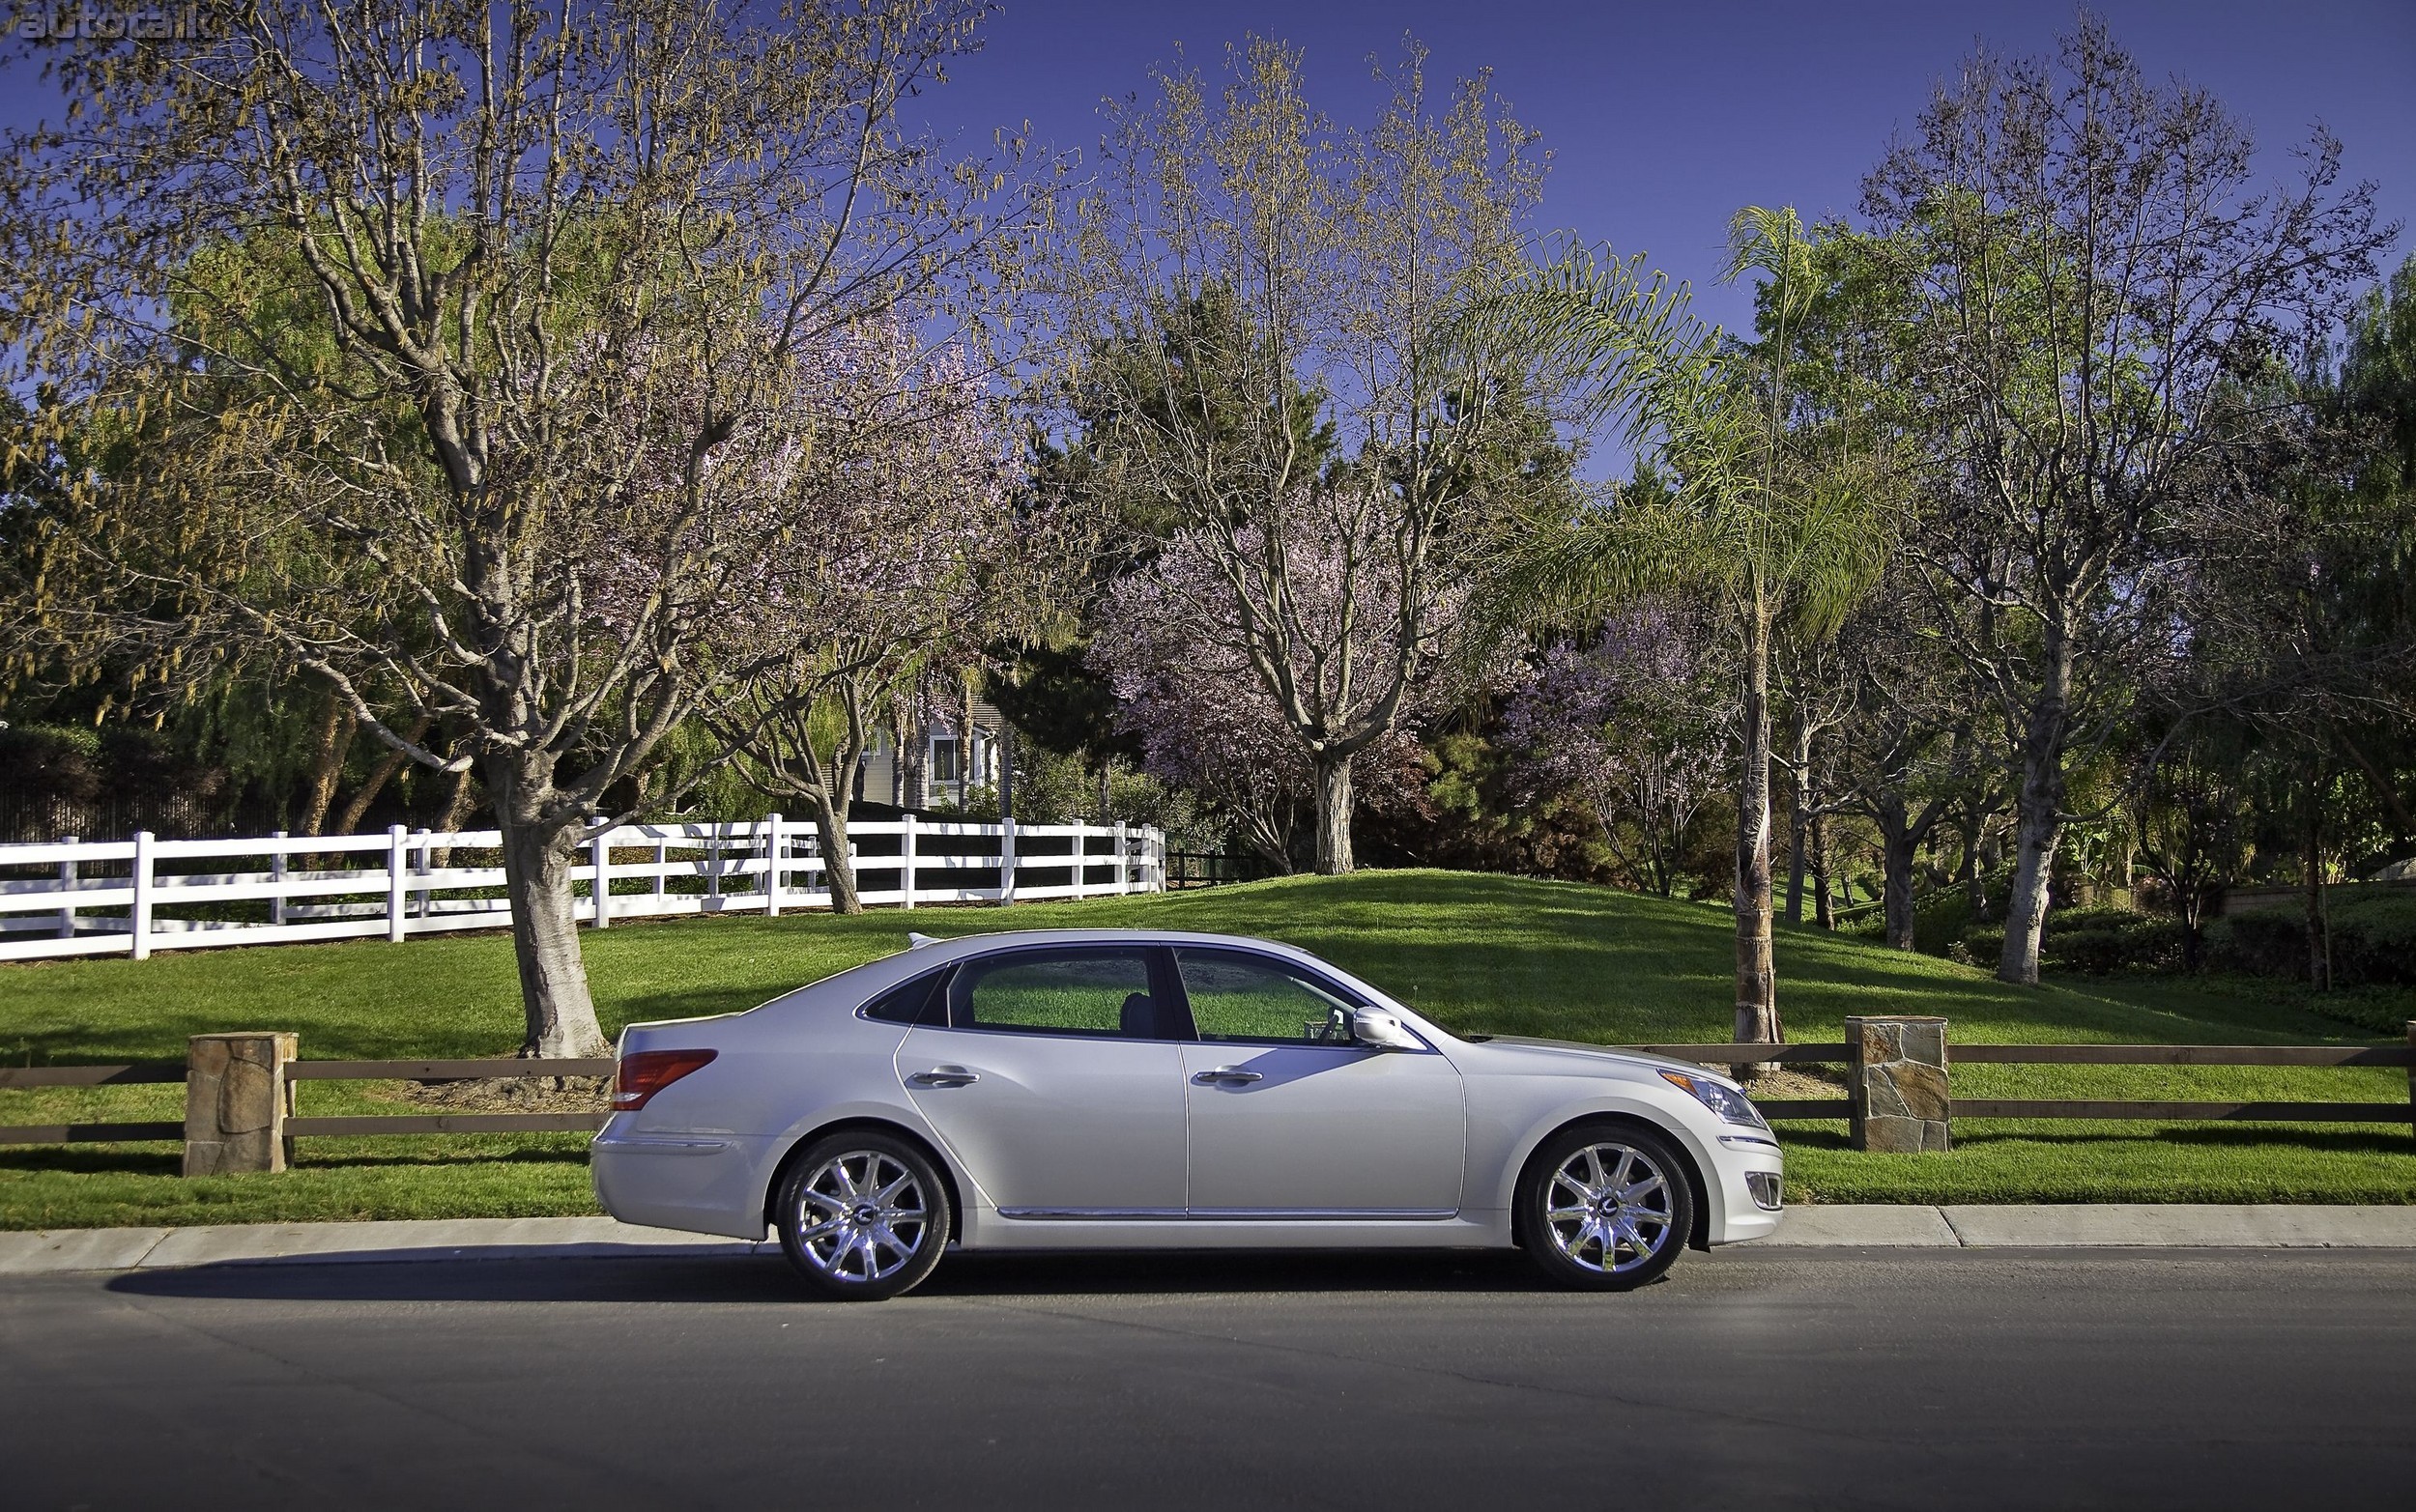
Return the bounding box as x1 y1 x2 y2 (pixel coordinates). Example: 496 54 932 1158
932 736 960 784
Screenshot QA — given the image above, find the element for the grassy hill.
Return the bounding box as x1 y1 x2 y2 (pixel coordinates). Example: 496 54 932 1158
4 869 2410 1226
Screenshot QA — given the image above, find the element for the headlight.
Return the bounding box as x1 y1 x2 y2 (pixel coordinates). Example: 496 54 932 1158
1659 1070 1770 1129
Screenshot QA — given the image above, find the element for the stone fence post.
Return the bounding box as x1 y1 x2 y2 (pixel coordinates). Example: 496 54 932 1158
184 1032 298 1176
1846 1015 1950 1153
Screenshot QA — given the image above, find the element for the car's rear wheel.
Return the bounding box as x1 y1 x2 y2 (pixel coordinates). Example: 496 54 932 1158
1518 1124 1694 1292
776 1132 950 1300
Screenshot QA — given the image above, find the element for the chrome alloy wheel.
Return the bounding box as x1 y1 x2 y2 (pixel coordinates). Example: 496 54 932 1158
1543 1141 1676 1274
792 1150 931 1285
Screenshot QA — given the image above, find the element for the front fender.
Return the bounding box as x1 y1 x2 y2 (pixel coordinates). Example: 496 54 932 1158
1486 1090 1731 1243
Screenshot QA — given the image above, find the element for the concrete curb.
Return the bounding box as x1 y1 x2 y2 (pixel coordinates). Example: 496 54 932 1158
1763 1204 2416 1249
3 1206 2414 1274
0 1216 773 1275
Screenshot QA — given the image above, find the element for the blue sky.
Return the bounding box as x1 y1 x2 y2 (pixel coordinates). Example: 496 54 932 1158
2 0 2405 343
911 0 2414 336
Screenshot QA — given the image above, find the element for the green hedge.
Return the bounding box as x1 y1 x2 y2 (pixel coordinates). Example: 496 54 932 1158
2205 889 2416 987
1958 906 2187 977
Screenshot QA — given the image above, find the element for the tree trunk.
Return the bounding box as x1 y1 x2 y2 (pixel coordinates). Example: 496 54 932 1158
296 696 357 837
996 724 1015 817
1733 600 1780 1068
1957 800 1985 923
2303 771 2330 992
1784 716 1813 926
1998 636 2071 986
1810 809 1835 930
333 714 433 836
902 709 927 810
1998 773 2064 986
2111 823 2136 910
489 755 612 1060
428 751 479 870
959 682 974 810
1312 756 1355 875
810 794 863 917
1879 791 1918 951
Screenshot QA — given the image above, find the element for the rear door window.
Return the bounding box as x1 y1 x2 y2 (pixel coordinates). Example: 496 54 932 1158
946 950 1170 1039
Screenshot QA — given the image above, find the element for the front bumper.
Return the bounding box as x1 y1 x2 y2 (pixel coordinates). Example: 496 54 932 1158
1702 1129 1785 1244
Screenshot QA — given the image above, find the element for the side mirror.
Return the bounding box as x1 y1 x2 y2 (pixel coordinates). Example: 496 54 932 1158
1350 1009 1424 1051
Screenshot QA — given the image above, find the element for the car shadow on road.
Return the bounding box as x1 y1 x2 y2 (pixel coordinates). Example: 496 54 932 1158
103 1246 1558 1304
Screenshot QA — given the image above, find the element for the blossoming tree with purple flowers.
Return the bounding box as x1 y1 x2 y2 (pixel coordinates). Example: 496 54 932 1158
693 323 1047 914
1501 600 1737 898
1056 39 1558 872
1090 507 1451 870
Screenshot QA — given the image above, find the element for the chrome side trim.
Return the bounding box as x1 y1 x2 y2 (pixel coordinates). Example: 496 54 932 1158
1718 1133 1782 1151
592 1135 730 1155
994 1207 1459 1222
1189 1208 1459 1222
996 1207 1189 1220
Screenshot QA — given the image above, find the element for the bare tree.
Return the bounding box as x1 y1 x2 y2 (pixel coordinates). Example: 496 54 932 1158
1055 37 1551 872
1821 598 1980 950
0 0 1046 1054
1861 14 2388 984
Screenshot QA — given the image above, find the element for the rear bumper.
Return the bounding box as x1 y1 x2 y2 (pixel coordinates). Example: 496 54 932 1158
591 1120 773 1241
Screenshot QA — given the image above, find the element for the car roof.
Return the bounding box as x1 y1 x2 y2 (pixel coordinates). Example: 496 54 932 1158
895 927 1333 969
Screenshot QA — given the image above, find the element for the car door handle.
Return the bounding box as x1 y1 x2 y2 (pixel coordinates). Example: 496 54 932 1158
1192 1069 1264 1085
907 1067 981 1088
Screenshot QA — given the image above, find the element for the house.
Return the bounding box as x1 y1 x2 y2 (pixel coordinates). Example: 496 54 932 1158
855 699 1014 813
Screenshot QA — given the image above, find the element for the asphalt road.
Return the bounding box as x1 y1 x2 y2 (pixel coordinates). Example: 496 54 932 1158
3 1246 2410 1511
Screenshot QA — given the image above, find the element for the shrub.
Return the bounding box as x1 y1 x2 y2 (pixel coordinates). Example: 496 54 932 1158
2331 890 2416 985
1961 927 2005 967
1952 905 2185 976
2202 911 2302 979
2206 888 2416 986
2047 919 2185 974
1913 888 1974 954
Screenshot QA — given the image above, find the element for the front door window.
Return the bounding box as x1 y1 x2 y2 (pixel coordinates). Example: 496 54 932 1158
1176 949 1362 1045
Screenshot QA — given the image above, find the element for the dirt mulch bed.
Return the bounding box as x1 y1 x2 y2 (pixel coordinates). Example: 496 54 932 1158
372 1076 612 1114
1735 1066 1847 1102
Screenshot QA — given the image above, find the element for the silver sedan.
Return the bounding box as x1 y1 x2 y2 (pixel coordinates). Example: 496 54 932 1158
593 928 1785 1298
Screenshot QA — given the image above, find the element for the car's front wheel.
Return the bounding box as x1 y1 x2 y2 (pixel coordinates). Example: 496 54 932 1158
776 1132 951 1300
1518 1123 1695 1292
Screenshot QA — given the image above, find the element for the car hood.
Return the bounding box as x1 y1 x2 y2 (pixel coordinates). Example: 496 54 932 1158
1472 1035 1734 1082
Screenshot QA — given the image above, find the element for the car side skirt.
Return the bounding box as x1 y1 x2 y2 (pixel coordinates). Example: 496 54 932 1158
958 1209 1513 1250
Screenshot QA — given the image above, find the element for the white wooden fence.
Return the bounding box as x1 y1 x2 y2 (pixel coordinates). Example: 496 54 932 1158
0 816 1165 964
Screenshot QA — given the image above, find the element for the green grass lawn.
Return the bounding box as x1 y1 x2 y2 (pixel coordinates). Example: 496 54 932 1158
3 869 2409 1227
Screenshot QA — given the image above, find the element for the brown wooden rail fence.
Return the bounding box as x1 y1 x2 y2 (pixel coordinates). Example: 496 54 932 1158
1 1018 2411 1170
0 1047 616 1167
1625 1039 2416 1124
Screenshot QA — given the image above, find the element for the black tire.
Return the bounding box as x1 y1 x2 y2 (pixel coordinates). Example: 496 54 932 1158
775 1131 952 1300
1516 1122 1695 1292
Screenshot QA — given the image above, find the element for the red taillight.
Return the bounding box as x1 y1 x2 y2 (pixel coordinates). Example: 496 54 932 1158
613 1049 718 1111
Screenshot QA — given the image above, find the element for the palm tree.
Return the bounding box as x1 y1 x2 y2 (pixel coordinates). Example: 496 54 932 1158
1504 208 1886 1067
